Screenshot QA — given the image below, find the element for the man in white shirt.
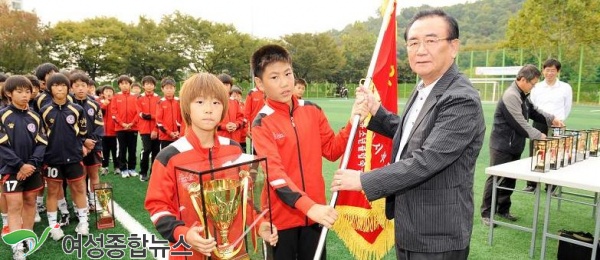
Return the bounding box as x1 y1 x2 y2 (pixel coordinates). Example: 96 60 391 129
524 58 572 192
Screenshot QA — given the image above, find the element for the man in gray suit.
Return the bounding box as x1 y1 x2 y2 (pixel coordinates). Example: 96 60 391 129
332 9 485 260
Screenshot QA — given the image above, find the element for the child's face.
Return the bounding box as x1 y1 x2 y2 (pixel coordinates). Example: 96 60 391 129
119 81 131 92
103 89 114 99
7 87 31 109
189 96 223 132
143 82 155 93
294 83 305 98
72 80 88 100
131 86 141 95
31 87 40 100
162 84 176 97
87 84 96 95
50 83 68 101
255 61 294 106
230 92 242 102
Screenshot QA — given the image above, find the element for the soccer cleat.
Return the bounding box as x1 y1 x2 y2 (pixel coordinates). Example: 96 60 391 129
2 226 9 237
139 174 148 182
114 168 121 175
75 222 89 236
121 170 129 178
12 242 26 260
49 227 64 241
128 170 139 177
59 213 70 227
100 167 109 176
34 211 41 223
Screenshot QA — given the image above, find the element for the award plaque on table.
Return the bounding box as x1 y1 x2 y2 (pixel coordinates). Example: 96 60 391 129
590 129 599 157
174 154 272 260
563 135 574 166
576 130 588 162
532 139 550 172
550 126 566 137
548 137 562 170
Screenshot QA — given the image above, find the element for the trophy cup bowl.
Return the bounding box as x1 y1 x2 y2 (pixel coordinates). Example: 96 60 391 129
94 184 115 229
203 179 243 258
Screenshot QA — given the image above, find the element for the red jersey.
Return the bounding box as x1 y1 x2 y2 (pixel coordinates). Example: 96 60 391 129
243 88 264 135
100 98 116 137
156 97 182 141
217 98 244 143
110 91 138 132
136 92 160 134
252 96 352 230
145 131 247 259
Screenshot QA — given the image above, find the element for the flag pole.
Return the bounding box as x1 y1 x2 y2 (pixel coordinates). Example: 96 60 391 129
313 1 396 259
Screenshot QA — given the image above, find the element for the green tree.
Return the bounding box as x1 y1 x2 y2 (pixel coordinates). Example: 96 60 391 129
48 17 130 80
123 16 187 81
283 32 344 82
0 4 47 74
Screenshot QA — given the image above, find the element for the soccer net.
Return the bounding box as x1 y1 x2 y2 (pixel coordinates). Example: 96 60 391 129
470 78 500 102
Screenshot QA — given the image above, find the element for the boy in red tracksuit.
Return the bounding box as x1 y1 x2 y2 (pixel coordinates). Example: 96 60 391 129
137 76 161 182
156 78 182 149
216 74 244 144
250 44 361 259
111 75 139 178
99 86 118 175
244 81 265 154
145 73 277 260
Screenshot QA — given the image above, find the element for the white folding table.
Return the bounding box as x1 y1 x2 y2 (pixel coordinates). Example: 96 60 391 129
539 157 600 259
485 157 546 258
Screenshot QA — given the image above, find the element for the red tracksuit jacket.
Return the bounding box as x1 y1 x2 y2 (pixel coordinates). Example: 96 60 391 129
136 92 160 135
217 98 244 143
110 91 138 132
156 97 182 141
251 96 352 230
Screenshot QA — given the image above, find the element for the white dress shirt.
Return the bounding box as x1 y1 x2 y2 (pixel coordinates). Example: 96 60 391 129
530 79 572 120
395 79 438 162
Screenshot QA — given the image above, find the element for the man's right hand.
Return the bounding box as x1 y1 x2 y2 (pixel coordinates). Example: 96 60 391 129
356 85 381 116
186 226 216 257
306 204 338 228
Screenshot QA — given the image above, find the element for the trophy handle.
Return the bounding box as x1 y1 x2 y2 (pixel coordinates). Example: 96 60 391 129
189 185 210 240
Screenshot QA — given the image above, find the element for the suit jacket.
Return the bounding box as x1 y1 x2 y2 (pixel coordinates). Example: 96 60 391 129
362 63 486 252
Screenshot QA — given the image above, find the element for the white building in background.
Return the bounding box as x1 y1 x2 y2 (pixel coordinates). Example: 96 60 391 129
0 0 22 10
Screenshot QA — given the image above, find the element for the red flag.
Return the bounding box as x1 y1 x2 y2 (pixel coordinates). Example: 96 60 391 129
333 0 397 259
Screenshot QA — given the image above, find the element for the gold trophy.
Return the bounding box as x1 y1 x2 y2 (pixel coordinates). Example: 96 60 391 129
188 171 250 259
93 183 115 229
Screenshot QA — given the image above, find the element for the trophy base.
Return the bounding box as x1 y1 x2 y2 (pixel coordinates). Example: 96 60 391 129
97 217 115 229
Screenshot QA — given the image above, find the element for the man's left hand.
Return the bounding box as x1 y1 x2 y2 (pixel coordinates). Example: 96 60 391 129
331 169 362 191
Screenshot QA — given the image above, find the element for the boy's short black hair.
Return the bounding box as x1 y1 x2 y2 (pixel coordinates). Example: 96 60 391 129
95 88 102 96
46 73 71 96
141 76 157 85
251 44 292 79
0 73 7 83
131 82 141 88
88 79 96 86
161 77 176 88
101 85 115 93
34 63 59 81
4 75 33 94
117 75 133 84
69 72 91 85
217 74 233 85
229 85 242 95
25 75 41 89
295 78 307 86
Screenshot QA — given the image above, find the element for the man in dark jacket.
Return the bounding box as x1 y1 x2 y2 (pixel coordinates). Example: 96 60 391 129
480 64 564 226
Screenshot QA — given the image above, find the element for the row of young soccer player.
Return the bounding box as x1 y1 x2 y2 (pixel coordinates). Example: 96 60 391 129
0 44 354 259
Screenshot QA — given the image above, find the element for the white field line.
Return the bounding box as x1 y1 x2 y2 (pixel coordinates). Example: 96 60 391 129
113 201 169 260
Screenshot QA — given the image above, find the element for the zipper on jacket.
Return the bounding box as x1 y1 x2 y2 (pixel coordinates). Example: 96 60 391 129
290 108 308 225
209 148 215 179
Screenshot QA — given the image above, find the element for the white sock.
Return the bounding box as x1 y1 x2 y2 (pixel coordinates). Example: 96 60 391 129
47 211 58 227
88 192 95 203
36 196 44 206
76 208 88 223
1 213 7 227
58 198 69 214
